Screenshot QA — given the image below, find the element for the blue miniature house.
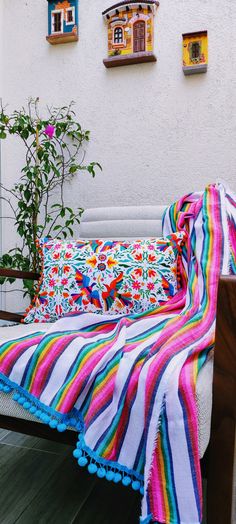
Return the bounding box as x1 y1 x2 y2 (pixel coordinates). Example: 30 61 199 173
46 0 79 44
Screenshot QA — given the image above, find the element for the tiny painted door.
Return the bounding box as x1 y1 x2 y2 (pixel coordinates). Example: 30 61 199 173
133 21 145 53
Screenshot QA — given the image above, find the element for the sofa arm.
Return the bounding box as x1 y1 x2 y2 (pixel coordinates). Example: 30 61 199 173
0 268 40 280
0 268 40 323
207 276 236 524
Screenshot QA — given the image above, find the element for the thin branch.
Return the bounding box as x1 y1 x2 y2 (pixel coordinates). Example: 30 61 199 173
0 184 20 201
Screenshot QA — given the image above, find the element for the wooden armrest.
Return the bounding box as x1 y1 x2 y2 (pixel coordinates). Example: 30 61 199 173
0 268 40 323
0 311 24 322
207 275 236 524
0 268 40 280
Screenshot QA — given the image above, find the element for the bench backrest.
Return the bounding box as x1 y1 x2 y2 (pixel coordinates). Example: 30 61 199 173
79 205 167 240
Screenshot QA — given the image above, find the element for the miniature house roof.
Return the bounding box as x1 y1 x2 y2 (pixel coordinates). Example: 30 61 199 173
102 0 159 19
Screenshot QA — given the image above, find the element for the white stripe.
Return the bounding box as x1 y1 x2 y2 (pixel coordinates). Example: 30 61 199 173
9 345 38 383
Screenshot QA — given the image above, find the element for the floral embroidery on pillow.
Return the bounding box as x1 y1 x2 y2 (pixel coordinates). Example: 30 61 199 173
24 233 185 323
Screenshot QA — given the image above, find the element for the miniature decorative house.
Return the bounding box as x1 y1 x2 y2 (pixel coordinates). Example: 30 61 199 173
182 31 208 75
102 0 159 68
46 0 78 45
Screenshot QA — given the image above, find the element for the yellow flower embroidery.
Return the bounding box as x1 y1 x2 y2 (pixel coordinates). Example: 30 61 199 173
86 255 97 268
107 257 117 268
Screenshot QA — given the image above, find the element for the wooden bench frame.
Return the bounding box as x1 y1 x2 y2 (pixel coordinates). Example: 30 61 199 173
0 269 235 524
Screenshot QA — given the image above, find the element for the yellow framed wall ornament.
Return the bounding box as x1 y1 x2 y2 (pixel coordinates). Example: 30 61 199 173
182 31 208 75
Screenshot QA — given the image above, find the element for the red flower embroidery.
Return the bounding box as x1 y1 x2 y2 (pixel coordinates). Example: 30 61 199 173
148 254 156 263
132 281 141 290
150 297 157 304
134 268 143 277
148 269 156 278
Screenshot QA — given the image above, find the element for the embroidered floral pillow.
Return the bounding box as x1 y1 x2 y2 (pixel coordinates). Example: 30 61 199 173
23 234 185 323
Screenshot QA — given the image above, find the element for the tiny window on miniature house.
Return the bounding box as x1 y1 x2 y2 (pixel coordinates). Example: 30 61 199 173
66 7 75 25
52 10 63 33
190 41 201 61
114 27 124 45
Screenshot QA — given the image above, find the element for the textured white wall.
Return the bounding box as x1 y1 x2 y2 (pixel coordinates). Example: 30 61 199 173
1 0 236 210
1 0 236 310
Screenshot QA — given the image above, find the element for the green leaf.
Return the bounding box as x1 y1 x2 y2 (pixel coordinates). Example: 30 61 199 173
69 165 77 174
24 189 31 202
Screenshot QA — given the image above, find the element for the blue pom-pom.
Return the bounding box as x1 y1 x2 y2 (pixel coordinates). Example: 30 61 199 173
29 406 37 414
113 473 122 484
0 384 3 391
39 413 48 423
23 402 31 410
88 463 97 474
78 456 88 467
35 410 42 418
140 486 144 496
132 481 140 491
73 449 82 459
13 392 20 401
76 441 82 449
97 468 106 479
122 476 131 487
57 423 67 433
49 419 58 429
69 417 77 427
106 471 114 481
18 397 26 405
3 385 11 393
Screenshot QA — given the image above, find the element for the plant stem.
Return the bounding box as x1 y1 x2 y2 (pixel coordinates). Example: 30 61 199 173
32 124 39 271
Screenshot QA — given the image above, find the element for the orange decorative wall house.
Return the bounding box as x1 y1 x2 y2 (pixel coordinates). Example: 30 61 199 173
182 31 208 75
102 0 159 68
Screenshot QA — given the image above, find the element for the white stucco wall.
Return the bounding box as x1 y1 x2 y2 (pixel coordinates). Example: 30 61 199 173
0 0 236 309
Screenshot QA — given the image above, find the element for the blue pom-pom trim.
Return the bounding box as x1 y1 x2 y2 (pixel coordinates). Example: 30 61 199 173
73 433 144 493
0 375 83 434
0 374 145 497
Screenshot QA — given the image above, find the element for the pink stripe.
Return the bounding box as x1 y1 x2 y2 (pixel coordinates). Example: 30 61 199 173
85 375 116 428
30 333 78 397
0 336 43 376
59 340 119 413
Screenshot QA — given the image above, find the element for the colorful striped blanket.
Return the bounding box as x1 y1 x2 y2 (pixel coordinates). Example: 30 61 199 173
0 183 235 524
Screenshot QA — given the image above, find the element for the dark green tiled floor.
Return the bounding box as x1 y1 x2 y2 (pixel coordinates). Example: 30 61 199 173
0 429 206 524
0 429 140 524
